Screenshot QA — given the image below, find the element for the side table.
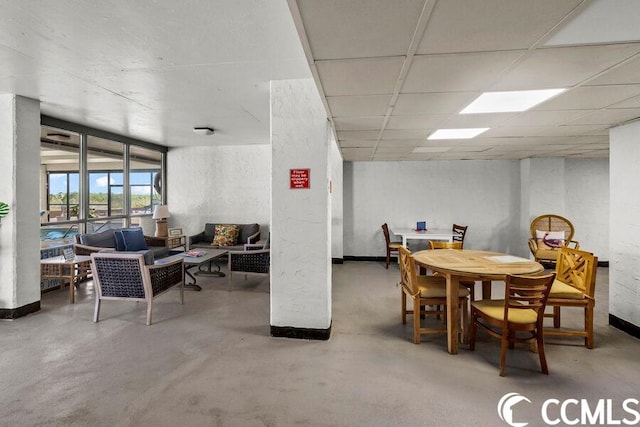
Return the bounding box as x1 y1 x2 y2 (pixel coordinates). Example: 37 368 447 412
40 255 92 304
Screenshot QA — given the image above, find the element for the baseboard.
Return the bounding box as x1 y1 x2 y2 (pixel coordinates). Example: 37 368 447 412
343 256 393 263
598 260 609 267
609 314 640 340
271 324 331 340
332 258 344 264
0 300 41 319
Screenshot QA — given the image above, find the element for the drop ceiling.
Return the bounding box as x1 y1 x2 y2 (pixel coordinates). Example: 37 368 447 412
2 0 640 162
290 0 640 161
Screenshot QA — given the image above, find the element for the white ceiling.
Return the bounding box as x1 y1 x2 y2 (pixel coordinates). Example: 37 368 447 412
2 0 640 161
0 0 310 147
290 0 640 161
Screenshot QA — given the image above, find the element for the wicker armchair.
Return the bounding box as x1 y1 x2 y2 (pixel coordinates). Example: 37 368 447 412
90 253 184 325
528 214 580 265
227 240 270 280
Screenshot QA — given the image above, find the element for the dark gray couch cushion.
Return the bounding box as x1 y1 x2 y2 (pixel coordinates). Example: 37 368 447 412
202 223 259 245
79 229 116 247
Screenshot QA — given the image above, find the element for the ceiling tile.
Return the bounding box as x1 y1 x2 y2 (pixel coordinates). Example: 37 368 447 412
296 0 424 60
386 115 443 130
381 129 429 140
339 140 377 148
565 108 640 126
393 92 478 115
337 130 379 140
333 116 385 131
327 95 392 117
536 85 640 110
418 0 581 54
493 44 640 90
586 54 640 85
316 57 404 96
403 51 524 92
500 110 595 127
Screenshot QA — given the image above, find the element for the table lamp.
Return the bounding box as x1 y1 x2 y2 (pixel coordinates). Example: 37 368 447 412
152 204 170 237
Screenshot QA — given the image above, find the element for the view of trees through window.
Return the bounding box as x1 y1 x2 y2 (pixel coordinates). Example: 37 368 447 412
40 123 165 244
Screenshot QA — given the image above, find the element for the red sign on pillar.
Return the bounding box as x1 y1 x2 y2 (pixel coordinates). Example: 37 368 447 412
290 169 310 189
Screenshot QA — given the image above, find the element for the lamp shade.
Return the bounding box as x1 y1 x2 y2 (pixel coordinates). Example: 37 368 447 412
152 204 170 219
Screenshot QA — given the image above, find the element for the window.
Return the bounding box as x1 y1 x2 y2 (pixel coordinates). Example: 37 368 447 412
39 118 167 246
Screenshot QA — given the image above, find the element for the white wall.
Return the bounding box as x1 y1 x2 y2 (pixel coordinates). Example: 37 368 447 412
329 130 343 260
0 95 41 309
566 158 609 261
344 160 522 257
166 145 271 238
345 158 610 260
610 121 640 327
270 78 331 330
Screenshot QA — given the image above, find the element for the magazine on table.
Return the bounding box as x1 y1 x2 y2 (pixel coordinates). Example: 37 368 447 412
182 250 206 257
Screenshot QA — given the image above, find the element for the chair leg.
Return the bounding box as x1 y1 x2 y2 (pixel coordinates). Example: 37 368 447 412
413 298 421 344
537 330 549 375
460 299 469 344
499 332 509 377
469 309 477 351
401 291 407 324
385 249 390 269
146 299 153 326
93 298 101 323
553 306 561 328
586 303 594 349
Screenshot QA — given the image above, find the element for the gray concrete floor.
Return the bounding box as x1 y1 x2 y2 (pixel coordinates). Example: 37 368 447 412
1 262 639 426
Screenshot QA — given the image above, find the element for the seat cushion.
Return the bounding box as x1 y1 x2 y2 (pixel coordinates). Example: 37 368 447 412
535 247 559 261
472 299 537 324
389 242 402 249
549 279 585 299
416 276 470 298
238 223 260 244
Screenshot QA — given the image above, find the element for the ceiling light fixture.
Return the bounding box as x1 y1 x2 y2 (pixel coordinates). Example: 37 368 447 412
193 127 215 135
460 89 566 114
428 128 489 140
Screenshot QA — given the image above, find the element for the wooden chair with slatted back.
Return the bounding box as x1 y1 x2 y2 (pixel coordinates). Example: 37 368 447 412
470 272 556 376
382 223 402 269
528 214 580 265
428 241 476 301
452 224 468 248
545 247 598 348
398 246 470 344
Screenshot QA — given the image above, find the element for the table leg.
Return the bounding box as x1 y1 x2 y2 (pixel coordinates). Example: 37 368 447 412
184 265 202 291
446 274 460 354
195 260 226 277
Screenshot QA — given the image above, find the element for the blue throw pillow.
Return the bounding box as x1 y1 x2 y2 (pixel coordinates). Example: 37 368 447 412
118 229 148 251
114 230 126 251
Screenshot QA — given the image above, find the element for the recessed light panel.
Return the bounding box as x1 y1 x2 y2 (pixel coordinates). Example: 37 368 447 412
428 128 489 140
460 89 566 114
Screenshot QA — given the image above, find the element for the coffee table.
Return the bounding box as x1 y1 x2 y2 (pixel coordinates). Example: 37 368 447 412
40 255 92 303
159 249 228 291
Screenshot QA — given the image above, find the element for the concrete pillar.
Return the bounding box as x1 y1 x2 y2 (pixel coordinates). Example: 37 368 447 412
609 121 640 336
0 95 41 318
270 79 331 339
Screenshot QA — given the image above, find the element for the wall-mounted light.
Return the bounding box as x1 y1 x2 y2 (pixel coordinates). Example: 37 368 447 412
193 127 215 135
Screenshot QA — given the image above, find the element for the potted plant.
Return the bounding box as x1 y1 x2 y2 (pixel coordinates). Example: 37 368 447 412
0 201 8 223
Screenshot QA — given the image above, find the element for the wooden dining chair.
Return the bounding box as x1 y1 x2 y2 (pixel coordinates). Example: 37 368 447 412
545 247 598 348
428 241 476 301
470 272 556 377
398 246 470 344
382 223 402 269
452 224 468 248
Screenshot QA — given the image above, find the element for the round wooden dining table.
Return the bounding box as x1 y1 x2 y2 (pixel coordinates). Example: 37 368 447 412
412 249 544 354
